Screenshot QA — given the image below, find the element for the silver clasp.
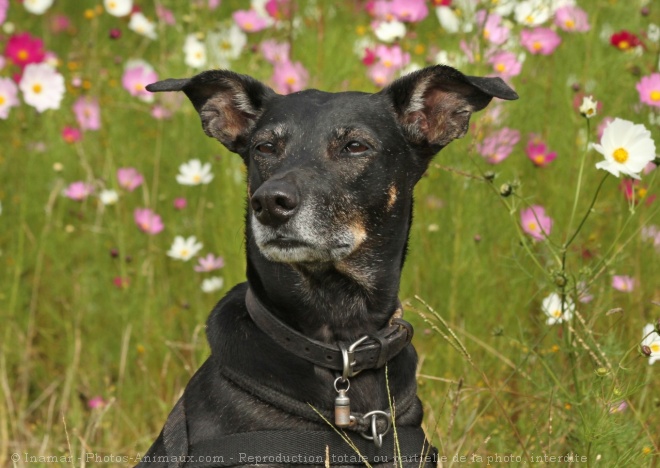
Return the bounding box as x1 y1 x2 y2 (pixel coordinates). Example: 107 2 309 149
360 410 392 448
340 335 370 381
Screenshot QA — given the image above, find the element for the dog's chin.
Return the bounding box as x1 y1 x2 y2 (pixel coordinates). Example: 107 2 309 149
257 240 354 264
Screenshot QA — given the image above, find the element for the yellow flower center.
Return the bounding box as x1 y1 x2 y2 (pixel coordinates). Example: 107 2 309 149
134 83 144 91
18 49 29 61
383 59 393 68
180 249 189 258
565 19 575 29
221 40 231 51
0 96 5 105
244 22 253 31
193 174 201 183
495 63 505 72
109 1 117 8
527 222 538 232
650 90 660 102
612 147 629 163
637 187 648 199
533 155 545 164
532 41 542 51
32 83 42 94
286 76 296 85
483 29 490 39
651 343 660 353
525 15 534 24
618 40 629 50
140 221 150 230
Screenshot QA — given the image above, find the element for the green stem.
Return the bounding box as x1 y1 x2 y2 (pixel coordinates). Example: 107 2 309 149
568 119 592 234
564 172 609 250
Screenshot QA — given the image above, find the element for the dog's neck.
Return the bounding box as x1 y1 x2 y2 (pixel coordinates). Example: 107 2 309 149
246 228 408 343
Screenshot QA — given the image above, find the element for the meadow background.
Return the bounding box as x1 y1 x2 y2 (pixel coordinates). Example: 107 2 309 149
1 0 660 466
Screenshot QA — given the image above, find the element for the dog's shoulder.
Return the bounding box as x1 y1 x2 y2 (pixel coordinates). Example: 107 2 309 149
206 282 250 351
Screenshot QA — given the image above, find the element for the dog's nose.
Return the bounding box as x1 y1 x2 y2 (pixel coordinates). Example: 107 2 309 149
250 180 300 227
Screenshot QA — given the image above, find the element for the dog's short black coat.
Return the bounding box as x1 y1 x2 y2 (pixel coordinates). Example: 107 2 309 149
137 65 517 467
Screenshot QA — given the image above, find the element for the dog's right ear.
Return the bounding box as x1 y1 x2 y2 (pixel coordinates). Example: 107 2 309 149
147 70 276 154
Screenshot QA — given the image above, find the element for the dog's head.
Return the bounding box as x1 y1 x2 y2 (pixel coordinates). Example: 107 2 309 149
148 66 517 269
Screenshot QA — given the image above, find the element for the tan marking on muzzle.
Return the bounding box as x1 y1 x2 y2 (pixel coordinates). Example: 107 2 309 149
387 185 398 211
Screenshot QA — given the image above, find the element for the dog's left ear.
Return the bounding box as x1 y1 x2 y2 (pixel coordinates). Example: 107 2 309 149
380 65 518 155
147 70 276 154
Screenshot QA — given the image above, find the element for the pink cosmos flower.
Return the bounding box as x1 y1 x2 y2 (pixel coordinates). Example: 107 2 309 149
156 4 176 25
525 135 557 167
72 96 101 131
134 208 164 235
208 0 221 10
375 44 410 70
5 32 46 69
390 0 428 22
520 28 561 55
50 13 72 33
636 74 660 108
0 77 19 119
194 253 225 272
520 205 553 241
488 51 522 78
233 9 270 33
477 10 509 45
612 275 634 292
117 167 144 191
265 0 290 20
62 126 82 143
88 396 106 409
150 105 172 120
641 225 660 251
259 40 290 64
367 62 396 87
65 181 94 201
554 5 590 32
0 0 7 25
476 127 520 164
122 62 158 101
272 60 308 94
366 0 393 20
619 179 655 206
173 197 187 210
113 277 130 288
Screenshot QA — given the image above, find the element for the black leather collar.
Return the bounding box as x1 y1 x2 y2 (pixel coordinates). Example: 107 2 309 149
244 288 413 374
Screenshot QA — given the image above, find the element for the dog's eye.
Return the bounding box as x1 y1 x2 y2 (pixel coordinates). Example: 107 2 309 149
256 143 276 155
342 141 370 155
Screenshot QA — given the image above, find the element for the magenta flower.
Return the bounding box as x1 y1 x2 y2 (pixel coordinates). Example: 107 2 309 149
72 96 101 131
488 51 522 78
390 0 428 22
173 197 187 210
520 28 561 55
476 127 520 164
636 74 660 108
259 40 290 64
50 13 72 33
375 44 410 70
233 9 270 32
520 205 553 241
554 5 590 32
366 0 393 21
5 32 46 69
525 135 557 167
65 181 94 201
156 4 176 25
477 10 509 45
194 253 225 272
62 126 82 143
117 167 144 192
612 275 634 292
88 396 106 409
272 60 308 94
134 208 164 235
122 61 158 102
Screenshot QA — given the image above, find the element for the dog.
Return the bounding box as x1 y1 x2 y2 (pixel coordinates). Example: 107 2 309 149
136 65 517 467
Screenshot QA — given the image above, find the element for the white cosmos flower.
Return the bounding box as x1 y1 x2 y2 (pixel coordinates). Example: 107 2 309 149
184 34 207 69
642 324 660 365
99 189 119 205
514 0 551 27
207 25 247 68
0 77 19 119
176 159 214 185
129 12 157 40
104 0 133 17
435 6 460 34
593 118 656 179
19 63 65 113
542 292 575 325
374 20 406 43
23 0 53 14
579 95 597 118
167 236 203 261
201 276 224 293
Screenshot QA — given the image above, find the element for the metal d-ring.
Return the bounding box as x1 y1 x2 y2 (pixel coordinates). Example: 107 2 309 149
360 410 392 448
340 335 370 381
333 376 350 393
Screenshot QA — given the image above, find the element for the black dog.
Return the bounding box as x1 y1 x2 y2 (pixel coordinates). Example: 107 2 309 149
137 65 517 467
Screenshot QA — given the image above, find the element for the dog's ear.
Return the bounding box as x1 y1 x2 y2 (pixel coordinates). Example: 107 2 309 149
380 65 518 155
147 70 276 154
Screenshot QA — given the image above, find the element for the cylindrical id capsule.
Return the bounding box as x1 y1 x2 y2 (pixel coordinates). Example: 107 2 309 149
334 390 351 427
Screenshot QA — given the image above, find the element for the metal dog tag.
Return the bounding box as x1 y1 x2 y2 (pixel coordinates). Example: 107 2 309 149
334 389 351 427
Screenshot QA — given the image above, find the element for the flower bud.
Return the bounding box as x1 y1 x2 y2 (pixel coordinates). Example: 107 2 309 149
641 345 652 357
594 367 609 377
483 171 496 182
655 318 660 335
499 183 513 197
